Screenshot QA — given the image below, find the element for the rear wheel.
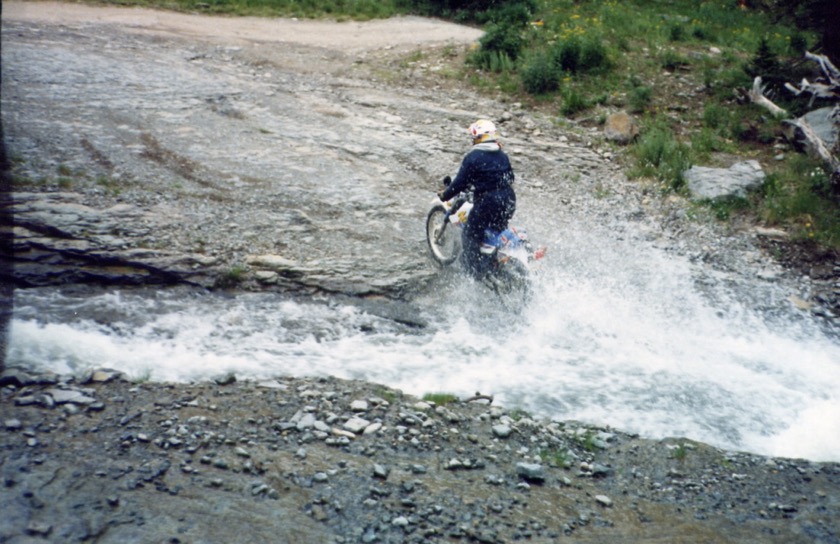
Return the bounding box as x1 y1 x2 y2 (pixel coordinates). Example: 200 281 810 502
426 205 461 266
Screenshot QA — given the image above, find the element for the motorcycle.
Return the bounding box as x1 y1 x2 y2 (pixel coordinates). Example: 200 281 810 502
425 178 546 302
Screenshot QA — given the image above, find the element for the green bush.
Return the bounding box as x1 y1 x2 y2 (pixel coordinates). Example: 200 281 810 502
628 85 652 113
691 127 731 158
660 49 689 71
561 88 589 116
520 50 560 94
632 124 692 191
480 22 525 60
668 23 685 42
550 35 609 75
744 37 785 94
702 103 729 130
470 49 516 73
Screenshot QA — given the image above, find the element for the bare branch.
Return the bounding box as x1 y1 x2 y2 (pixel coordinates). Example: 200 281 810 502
804 51 840 83
749 76 788 117
463 392 494 404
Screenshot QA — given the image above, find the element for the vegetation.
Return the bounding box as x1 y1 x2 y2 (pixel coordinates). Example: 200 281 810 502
421 392 458 405
83 0 838 249
437 0 837 248
539 447 572 468
215 265 247 288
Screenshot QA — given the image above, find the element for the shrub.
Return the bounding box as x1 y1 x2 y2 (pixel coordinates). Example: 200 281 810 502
744 37 785 95
479 22 525 60
632 123 692 191
520 50 560 94
628 85 652 113
553 38 582 73
702 103 729 130
550 35 609 75
561 88 589 116
668 23 685 42
660 49 689 71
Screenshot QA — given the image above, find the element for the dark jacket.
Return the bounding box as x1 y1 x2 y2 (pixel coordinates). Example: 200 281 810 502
440 143 514 201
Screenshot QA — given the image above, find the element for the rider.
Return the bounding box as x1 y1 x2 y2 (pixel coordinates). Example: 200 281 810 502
438 119 516 279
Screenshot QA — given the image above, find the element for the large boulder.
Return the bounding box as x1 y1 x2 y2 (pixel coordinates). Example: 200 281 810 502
684 160 766 200
783 106 839 153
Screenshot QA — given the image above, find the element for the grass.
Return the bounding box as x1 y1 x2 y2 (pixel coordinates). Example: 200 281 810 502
671 443 689 461
575 430 599 452
421 392 458 405
508 407 533 421
215 265 247 288
539 447 572 468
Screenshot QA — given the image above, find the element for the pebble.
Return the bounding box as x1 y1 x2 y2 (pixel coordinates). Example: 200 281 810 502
343 416 371 434
516 463 545 483
595 495 613 507
5 419 23 431
492 424 512 438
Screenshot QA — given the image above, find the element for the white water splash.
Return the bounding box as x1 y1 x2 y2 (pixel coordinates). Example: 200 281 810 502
8 250 840 463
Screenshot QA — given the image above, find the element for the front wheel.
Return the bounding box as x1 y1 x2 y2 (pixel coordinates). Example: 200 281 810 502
426 205 461 266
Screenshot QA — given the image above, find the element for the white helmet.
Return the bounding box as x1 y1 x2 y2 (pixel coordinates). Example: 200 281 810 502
469 119 498 144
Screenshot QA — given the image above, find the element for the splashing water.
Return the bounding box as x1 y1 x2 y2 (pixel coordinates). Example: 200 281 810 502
7 229 840 462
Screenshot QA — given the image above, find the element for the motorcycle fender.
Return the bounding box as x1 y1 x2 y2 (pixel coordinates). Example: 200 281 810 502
498 246 530 267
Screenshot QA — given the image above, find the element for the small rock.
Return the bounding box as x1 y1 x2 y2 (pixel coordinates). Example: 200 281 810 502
26 522 52 536
363 422 382 435
213 373 237 386
516 463 545 483
595 495 613 507
88 370 121 383
343 416 371 434
373 464 390 480
5 419 22 431
492 424 512 438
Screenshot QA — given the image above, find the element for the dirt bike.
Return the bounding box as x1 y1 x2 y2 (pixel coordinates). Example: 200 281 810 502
425 178 546 303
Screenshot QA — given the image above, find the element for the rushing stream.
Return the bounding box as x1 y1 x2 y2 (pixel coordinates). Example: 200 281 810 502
7 220 840 464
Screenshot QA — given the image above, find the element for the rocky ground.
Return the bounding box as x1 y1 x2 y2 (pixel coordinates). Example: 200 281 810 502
2 368 839 543
1 2 840 542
